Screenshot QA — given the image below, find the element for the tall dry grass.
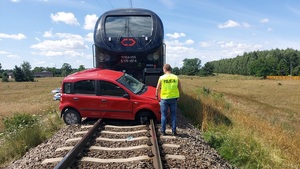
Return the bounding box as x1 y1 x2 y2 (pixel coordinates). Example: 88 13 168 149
0 77 63 130
179 74 300 168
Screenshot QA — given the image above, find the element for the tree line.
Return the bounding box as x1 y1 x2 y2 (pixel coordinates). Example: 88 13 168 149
2 48 299 82
209 48 300 77
0 62 86 82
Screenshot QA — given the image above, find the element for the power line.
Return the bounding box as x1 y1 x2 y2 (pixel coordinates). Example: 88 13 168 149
128 0 133 8
107 0 114 9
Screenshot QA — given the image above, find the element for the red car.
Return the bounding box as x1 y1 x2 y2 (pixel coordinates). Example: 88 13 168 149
59 68 161 125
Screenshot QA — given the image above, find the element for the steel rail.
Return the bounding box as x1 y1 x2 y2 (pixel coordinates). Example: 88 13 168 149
54 119 103 169
149 119 163 169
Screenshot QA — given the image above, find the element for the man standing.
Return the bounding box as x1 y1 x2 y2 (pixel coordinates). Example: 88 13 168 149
156 64 181 136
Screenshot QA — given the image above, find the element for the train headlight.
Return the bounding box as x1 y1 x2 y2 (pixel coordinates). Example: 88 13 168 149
99 53 105 61
147 54 153 60
153 53 160 60
104 54 110 61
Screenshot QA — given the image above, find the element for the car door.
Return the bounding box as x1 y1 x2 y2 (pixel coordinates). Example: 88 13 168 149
98 80 133 120
71 80 101 118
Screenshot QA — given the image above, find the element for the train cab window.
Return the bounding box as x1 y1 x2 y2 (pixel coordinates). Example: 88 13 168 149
105 16 152 37
74 80 95 95
100 81 127 97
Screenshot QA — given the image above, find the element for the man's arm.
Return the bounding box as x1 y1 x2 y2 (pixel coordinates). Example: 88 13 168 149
178 79 182 94
156 79 161 99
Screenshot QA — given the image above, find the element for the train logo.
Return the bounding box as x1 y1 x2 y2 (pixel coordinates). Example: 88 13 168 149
121 38 136 47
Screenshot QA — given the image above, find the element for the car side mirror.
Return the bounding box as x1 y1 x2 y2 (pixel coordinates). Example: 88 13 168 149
123 93 130 99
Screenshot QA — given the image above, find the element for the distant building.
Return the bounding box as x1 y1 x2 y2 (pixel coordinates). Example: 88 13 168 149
33 71 53 78
7 72 14 79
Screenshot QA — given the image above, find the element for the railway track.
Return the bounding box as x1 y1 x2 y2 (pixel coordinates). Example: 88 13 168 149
5 112 235 169
41 119 185 168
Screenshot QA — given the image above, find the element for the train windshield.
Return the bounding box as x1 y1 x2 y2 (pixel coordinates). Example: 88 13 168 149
117 73 147 94
105 16 152 37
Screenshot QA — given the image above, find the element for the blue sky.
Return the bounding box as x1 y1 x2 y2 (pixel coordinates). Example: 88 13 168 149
1 0 300 69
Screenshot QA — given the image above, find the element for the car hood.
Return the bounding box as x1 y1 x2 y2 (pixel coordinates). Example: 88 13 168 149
140 86 156 99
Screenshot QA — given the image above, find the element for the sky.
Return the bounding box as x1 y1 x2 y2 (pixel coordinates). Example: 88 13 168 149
1 0 300 70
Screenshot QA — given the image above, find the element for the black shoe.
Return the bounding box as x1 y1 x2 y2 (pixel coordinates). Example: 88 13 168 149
172 132 177 136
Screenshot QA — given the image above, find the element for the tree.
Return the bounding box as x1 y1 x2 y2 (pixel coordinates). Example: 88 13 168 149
0 63 2 78
21 61 34 81
181 58 201 75
32 66 46 73
61 63 72 77
78 65 86 72
172 67 180 75
13 65 25 82
2 71 8 82
199 62 214 76
250 57 273 78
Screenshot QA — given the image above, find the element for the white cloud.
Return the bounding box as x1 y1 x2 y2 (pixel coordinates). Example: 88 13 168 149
242 22 250 28
10 0 20 2
0 33 26 40
185 39 194 45
260 18 269 23
50 12 80 25
218 41 263 57
218 20 240 29
31 33 88 57
85 33 93 42
7 54 20 59
43 30 53 38
200 41 215 48
0 51 9 55
84 14 98 30
166 32 186 39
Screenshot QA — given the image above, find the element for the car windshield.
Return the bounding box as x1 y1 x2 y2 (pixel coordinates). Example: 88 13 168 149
117 73 146 94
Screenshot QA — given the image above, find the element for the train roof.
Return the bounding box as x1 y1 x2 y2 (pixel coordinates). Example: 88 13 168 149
101 8 158 16
63 68 124 82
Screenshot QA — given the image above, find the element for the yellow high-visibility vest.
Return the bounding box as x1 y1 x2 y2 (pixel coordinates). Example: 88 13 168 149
158 74 179 99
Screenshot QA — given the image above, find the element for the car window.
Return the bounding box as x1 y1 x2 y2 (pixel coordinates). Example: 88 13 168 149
100 81 126 97
63 83 72 94
74 80 95 95
117 73 144 94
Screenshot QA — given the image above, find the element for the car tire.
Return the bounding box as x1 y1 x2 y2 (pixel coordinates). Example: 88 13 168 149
63 109 81 125
136 111 154 125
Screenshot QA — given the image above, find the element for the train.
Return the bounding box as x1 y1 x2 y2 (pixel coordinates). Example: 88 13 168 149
93 8 165 87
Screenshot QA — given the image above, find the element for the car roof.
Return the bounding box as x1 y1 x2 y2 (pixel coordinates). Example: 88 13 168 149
63 68 124 82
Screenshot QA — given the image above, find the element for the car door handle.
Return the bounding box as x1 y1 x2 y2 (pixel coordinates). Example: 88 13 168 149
73 97 79 100
101 99 107 102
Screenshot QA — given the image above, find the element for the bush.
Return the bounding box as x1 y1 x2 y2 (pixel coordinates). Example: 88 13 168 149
0 110 63 166
3 113 38 132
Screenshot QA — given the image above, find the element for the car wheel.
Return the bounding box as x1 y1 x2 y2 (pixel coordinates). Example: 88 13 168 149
63 109 81 125
136 111 154 125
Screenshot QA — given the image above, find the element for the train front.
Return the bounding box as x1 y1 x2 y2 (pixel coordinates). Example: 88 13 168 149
93 8 165 87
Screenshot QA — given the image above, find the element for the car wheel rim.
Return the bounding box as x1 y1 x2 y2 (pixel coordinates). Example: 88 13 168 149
66 113 77 124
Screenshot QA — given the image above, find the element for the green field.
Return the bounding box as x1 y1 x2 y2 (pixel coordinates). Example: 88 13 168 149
179 74 299 168
0 77 63 130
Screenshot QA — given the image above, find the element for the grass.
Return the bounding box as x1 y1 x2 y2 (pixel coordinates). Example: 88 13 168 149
0 77 64 166
0 77 63 130
179 74 300 169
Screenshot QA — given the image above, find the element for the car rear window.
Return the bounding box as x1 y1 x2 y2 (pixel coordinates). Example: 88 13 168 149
63 83 72 94
74 80 96 95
